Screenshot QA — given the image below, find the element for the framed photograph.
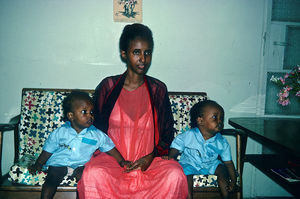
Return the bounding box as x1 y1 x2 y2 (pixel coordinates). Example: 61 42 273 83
113 0 142 23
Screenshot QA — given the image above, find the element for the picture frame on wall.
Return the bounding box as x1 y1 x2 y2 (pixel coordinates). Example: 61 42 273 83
113 0 142 23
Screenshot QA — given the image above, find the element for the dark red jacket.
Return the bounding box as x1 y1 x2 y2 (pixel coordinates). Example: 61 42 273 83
93 72 175 156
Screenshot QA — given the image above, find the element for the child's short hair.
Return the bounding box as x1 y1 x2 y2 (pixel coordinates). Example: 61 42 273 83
119 23 154 52
62 90 93 121
190 100 224 128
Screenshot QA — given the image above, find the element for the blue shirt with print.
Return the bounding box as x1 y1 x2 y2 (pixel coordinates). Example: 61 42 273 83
43 121 115 169
170 127 232 175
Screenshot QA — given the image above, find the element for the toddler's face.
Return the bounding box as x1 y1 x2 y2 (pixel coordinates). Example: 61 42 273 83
198 105 224 136
68 99 94 133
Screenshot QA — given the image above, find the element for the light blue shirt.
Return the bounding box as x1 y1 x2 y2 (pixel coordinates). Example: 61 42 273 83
170 127 232 175
43 121 115 169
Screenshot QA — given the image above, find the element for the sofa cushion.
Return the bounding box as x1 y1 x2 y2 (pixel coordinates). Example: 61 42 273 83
9 89 217 187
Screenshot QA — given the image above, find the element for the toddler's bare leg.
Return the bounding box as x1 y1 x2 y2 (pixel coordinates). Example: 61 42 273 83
187 175 193 199
72 166 85 199
41 166 67 199
215 164 230 199
72 166 85 182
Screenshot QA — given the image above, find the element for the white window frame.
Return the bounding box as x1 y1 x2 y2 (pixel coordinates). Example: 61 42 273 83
258 0 300 117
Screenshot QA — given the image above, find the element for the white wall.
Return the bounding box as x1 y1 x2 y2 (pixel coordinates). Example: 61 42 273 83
0 0 291 197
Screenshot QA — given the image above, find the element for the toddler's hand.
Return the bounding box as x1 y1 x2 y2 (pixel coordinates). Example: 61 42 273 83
161 156 170 160
226 181 236 192
28 163 42 175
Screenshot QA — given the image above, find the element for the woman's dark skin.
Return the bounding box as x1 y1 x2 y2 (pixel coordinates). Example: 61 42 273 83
121 37 155 173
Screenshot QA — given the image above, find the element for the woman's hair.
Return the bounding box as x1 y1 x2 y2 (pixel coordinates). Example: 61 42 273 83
119 23 154 52
189 100 224 128
62 90 93 121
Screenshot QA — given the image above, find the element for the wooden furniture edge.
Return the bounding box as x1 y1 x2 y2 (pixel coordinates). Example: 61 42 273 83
22 88 207 96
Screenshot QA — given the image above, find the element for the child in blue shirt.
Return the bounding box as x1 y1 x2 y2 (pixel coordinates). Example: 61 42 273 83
29 90 131 199
167 100 237 199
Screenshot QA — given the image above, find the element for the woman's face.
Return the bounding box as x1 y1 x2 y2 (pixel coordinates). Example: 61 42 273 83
121 38 153 76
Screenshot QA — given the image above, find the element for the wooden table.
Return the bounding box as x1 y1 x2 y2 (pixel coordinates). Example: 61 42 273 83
229 117 300 197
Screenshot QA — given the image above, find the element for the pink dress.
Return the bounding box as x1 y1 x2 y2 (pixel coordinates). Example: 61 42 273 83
77 84 188 199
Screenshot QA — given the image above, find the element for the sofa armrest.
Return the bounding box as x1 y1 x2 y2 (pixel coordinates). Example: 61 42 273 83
221 128 247 194
0 115 20 177
0 123 17 131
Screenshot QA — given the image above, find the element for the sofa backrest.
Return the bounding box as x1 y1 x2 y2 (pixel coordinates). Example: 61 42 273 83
18 88 207 159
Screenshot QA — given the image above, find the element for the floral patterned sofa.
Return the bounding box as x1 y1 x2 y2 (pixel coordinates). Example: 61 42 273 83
0 88 243 199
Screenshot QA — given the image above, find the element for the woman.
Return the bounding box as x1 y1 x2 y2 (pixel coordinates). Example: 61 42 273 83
77 23 188 199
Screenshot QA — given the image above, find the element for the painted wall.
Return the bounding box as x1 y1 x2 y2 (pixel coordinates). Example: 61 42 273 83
0 0 291 197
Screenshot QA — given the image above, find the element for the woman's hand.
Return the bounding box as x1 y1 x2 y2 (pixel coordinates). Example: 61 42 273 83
125 152 154 172
119 160 133 168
